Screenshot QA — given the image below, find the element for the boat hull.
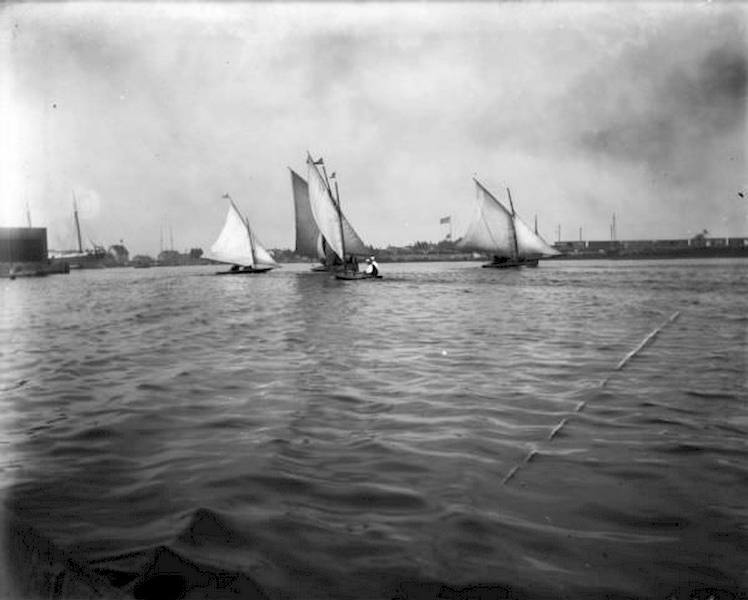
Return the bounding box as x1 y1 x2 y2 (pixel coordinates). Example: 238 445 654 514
335 272 382 281
215 266 274 275
482 258 539 269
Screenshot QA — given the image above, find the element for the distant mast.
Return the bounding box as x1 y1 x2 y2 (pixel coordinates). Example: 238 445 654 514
26 202 32 228
73 192 83 253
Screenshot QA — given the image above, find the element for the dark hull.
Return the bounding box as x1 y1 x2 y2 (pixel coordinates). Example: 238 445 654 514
482 258 539 269
335 272 382 281
216 266 274 275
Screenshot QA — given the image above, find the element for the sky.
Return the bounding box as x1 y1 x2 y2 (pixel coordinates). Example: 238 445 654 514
0 1 746 256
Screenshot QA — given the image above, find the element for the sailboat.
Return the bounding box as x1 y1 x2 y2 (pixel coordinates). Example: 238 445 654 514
305 153 380 280
48 195 109 268
457 178 559 268
207 193 278 275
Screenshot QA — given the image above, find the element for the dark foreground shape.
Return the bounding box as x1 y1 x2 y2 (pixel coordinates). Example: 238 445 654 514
1 510 127 599
1 508 269 600
482 258 538 269
131 545 268 600
215 266 273 275
393 581 524 600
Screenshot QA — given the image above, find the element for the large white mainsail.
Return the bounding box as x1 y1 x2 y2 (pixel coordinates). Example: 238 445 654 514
307 156 345 260
305 153 369 261
457 179 558 258
207 195 278 268
290 169 324 260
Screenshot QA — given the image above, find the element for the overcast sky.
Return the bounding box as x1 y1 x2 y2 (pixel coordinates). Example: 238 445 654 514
1 1 745 255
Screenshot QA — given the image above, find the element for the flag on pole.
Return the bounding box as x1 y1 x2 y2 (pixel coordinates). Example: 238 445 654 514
440 216 451 225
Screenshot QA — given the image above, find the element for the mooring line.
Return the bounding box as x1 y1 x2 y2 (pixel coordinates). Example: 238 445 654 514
601 311 680 387
0 379 28 394
501 310 681 486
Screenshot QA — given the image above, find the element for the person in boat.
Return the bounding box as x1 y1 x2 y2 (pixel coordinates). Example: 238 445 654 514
230 264 241 272
364 256 379 277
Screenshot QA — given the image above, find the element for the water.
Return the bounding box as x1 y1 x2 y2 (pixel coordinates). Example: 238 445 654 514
1 259 746 599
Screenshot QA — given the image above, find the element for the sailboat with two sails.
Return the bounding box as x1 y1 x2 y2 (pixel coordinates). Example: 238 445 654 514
207 193 278 275
303 153 380 280
456 178 559 268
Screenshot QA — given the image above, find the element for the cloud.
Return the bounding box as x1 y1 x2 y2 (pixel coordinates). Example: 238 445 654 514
2 2 745 253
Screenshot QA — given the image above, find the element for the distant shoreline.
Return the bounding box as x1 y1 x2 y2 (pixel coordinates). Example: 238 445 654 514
275 249 748 264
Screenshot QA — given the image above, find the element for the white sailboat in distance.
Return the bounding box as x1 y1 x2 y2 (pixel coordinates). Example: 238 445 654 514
457 178 559 268
207 193 278 275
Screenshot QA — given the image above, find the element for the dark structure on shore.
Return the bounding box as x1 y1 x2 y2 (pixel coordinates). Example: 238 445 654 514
0 227 47 263
0 227 69 278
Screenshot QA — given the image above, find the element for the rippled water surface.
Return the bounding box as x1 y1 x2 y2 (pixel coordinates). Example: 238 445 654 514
1 259 746 599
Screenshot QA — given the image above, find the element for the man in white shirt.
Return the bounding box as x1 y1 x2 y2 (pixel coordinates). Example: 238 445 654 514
364 256 380 277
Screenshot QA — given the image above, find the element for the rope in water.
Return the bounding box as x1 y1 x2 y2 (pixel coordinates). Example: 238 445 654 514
0 379 28 394
501 310 681 485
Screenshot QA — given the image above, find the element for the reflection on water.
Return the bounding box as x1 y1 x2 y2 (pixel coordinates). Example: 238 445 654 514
1 260 746 598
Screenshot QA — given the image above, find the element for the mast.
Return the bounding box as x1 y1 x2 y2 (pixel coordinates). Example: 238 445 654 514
73 192 83 252
245 215 257 265
26 203 32 228
506 187 520 260
227 192 256 265
333 178 346 264
321 160 346 263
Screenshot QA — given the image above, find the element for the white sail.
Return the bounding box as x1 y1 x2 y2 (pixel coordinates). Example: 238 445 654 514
514 214 559 257
207 197 278 268
315 233 326 261
248 226 279 267
306 154 371 261
340 213 369 256
457 180 516 257
306 155 346 260
457 179 558 258
290 169 324 259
